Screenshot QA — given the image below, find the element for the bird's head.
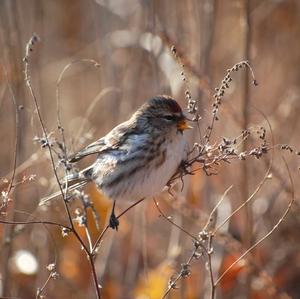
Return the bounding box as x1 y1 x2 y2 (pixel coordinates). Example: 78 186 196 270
134 95 192 133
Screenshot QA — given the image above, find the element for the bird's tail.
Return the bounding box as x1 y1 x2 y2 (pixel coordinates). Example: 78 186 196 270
38 166 93 206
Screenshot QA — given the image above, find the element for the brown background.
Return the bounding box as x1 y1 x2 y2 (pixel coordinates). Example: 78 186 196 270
0 1 300 298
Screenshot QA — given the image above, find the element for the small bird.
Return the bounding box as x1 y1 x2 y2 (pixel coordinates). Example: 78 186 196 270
40 95 191 229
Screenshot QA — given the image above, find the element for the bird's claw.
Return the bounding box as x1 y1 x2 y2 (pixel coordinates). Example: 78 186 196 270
179 160 193 176
109 200 119 230
109 212 119 230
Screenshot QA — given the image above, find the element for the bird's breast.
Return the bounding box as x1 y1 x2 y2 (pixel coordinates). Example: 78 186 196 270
93 133 187 201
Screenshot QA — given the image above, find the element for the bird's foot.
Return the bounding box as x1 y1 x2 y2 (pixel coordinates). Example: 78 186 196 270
109 200 119 230
109 212 119 230
179 160 193 176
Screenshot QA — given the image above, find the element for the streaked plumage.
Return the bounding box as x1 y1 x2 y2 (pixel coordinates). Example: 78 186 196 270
40 95 190 228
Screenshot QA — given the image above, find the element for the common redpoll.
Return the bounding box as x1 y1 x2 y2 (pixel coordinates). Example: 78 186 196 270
40 95 191 229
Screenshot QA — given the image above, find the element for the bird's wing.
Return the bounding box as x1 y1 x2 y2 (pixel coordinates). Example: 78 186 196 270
69 120 137 162
68 138 107 162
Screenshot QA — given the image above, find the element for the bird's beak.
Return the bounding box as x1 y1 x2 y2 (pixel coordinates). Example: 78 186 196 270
177 118 193 131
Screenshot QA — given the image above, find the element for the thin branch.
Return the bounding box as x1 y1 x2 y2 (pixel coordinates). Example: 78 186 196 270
207 235 215 299
92 198 145 254
153 198 198 241
23 34 101 299
202 185 233 232
0 219 70 230
36 271 54 299
56 59 100 157
1 65 19 198
23 35 74 228
214 157 295 286
213 160 271 235
75 87 120 145
161 242 201 299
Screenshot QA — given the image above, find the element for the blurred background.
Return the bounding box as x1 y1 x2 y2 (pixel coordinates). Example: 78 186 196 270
1 0 300 298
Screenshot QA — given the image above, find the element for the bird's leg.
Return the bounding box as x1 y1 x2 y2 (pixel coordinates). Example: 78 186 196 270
109 200 119 230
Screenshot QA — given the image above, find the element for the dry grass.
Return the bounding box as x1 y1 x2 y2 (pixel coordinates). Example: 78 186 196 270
1 1 300 299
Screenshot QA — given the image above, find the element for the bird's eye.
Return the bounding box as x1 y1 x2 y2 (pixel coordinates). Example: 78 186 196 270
164 115 174 121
